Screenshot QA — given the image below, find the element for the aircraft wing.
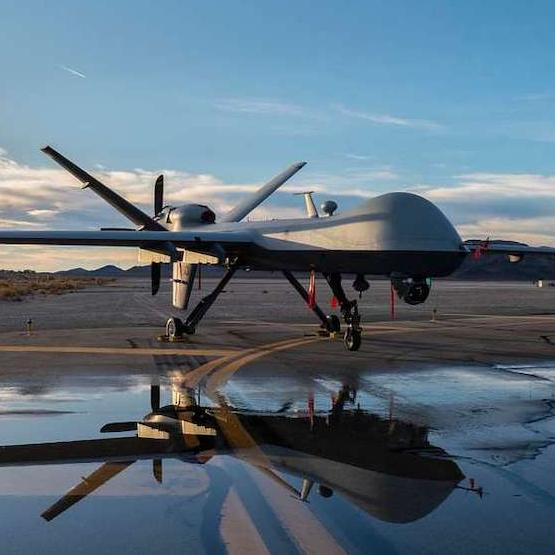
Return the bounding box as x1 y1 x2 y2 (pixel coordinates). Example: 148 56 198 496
41 461 135 521
464 240 555 257
221 161 306 223
0 229 254 253
41 146 165 231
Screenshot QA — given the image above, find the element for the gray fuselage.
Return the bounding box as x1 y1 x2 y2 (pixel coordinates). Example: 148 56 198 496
169 192 467 277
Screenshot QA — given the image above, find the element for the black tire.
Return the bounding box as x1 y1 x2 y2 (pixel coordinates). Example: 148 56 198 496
344 328 362 351
318 485 334 498
404 282 430 305
166 317 184 339
327 314 341 333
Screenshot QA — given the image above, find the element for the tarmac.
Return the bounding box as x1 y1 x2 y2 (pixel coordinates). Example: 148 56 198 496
0 277 554 553
1 277 555 382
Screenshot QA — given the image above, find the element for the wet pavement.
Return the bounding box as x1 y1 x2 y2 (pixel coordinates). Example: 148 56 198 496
0 280 553 553
0 357 553 554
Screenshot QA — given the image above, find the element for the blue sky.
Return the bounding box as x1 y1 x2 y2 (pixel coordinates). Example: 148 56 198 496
2 1 555 269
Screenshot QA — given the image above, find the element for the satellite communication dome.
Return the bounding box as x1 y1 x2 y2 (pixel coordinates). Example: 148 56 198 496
321 200 338 216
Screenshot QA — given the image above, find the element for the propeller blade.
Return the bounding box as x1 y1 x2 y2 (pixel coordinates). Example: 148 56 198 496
151 262 161 296
153 459 163 483
154 174 164 215
151 384 160 412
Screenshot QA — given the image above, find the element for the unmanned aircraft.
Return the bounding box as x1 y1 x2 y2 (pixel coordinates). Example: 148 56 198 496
0 146 553 350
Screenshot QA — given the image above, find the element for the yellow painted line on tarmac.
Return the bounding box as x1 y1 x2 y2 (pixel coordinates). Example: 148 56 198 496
205 336 324 394
440 313 555 321
205 341 345 555
0 345 237 357
180 355 239 389
176 335 326 391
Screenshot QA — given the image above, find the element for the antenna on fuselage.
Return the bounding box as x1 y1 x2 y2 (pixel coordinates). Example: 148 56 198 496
321 200 338 216
294 191 319 218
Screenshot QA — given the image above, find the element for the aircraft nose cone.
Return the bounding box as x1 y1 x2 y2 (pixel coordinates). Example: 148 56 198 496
356 192 463 252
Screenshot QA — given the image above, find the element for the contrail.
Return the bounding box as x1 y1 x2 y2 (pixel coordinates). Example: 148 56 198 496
59 65 87 79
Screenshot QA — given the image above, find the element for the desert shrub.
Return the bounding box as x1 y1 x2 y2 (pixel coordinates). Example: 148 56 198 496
0 273 115 301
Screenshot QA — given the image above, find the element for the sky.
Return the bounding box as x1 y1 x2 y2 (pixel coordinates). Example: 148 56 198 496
2 1 555 270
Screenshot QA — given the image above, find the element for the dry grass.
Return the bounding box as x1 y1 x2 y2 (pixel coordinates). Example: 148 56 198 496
0 271 115 301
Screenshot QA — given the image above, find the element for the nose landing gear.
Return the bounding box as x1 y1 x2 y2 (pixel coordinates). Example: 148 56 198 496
344 326 362 351
165 265 238 341
340 299 362 351
324 273 363 351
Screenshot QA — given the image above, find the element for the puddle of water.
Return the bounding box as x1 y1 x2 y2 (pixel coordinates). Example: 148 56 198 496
362 365 555 409
0 368 552 554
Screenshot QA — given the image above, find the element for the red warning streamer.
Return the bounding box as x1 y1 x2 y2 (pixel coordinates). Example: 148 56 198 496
390 283 395 320
473 237 490 260
307 270 316 309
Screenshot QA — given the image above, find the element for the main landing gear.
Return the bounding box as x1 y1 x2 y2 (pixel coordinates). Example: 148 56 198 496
165 265 237 340
164 266 363 352
324 273 363 351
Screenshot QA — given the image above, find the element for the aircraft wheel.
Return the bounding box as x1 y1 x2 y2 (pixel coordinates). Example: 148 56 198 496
166 317 184 339
327 314 341 333
344 328 361 351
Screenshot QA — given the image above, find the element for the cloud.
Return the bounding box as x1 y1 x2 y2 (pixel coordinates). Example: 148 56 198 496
58 64 87 79
344 153 373 161
420 173 555 202
214 98 307 117
335 104 443 131
0 218 44 228
27 209 59 218
457 216 555 245
213 99 443 136
412 172 555 244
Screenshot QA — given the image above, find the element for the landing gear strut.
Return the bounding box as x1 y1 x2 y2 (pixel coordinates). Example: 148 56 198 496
324 273 363 351
166 265 238 340
282 270 340 334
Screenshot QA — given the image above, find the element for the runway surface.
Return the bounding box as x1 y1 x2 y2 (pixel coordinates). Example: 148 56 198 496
0 278 553 554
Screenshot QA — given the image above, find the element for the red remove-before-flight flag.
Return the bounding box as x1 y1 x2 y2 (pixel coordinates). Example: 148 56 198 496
307 270 316 308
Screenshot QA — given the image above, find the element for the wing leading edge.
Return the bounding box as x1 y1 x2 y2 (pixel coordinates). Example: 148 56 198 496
42 146 165 230
0 229 253 251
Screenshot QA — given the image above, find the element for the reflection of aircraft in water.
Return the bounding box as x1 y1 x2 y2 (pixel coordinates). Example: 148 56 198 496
0 384 466 524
